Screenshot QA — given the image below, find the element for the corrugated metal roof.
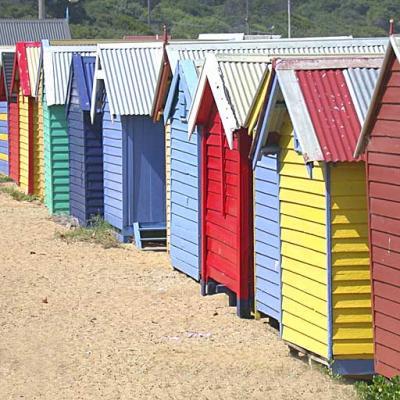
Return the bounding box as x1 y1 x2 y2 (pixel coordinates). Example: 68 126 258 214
343 68 379 123
152 37 387 120
11 42 40 97
0 19 71 46
217 56 269 127
167 37 387 70
355 35 400 157
42 42 96 106
297 69 361 162
274 57 381 162
188 54 269 148
95 42 163 116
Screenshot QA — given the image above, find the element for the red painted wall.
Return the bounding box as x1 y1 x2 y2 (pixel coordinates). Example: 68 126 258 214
8 100 19 185
201 105 253 318
367 53 400 378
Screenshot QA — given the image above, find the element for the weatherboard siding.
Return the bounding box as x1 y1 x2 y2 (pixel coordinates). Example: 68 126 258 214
0 101 8 175
19 89 31 194
170 84 200 280
34 80 45 200
102 100 123 231
366 54 400 378
68 73 103 225
279 116 329 358
9 100 19 184
165 121 171 251
330 162 373 360
43 91 70 214
254 153 281 321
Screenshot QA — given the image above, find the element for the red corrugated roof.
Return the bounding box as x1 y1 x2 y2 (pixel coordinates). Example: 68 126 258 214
297 69 363 162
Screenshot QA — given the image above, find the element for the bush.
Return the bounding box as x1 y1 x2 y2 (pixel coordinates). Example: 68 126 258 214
356 375 400 400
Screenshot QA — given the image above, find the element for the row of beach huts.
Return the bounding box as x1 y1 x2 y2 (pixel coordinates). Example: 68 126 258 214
0 19 399 379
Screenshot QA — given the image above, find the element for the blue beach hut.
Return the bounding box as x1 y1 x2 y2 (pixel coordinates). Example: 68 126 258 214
66 54 103 226
91 43 165 248
163 60 200 279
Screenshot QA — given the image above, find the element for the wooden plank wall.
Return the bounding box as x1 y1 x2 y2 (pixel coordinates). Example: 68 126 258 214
19 88 30 194
330 162 373 361
33 78 45 200
42 85 70 214
0 101 8 175
279 116 329 358
102 99 124 231
165 120 171 252
169 83 200 280
366 54 400 378
254 153 281 321
8 100 19 184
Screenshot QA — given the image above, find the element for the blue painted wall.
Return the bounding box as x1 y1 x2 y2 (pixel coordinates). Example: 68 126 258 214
122 115 166 226
254 152 281 323
102 97 165 238
67 66 103 226
0 101 8 175
102 98 124 232
169 79 200 280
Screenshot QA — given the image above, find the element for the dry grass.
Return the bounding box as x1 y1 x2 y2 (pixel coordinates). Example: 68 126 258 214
0 186 38 202
0 174 13 183
56 215 120 249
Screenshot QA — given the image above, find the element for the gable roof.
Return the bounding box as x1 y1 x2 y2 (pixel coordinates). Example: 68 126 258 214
0 19 70 46
355 35 400 157
0 51 14 101
152 37 388 120
68 54 96 112
42 41 96 106
253 57 382 164
90 42 163 120
163 60 200 123
11 42 41 97
188 54 270 148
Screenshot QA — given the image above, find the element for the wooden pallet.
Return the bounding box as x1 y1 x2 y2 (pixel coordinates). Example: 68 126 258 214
285 341 330 368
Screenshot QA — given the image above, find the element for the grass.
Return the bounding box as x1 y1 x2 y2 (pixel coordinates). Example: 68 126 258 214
56 215 120 249
0 186 38 202
0 174 13 183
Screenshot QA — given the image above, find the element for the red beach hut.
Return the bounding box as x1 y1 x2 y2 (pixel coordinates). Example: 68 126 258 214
355 34 400 378
188 54 269 317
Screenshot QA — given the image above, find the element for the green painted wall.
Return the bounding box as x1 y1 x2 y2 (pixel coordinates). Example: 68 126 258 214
43 94 70 215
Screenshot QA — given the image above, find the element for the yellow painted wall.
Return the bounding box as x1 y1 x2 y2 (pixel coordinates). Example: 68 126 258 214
279 115 329 358
33 79 45 200
330 162 373 360
165 121 171 252
19 88 30 193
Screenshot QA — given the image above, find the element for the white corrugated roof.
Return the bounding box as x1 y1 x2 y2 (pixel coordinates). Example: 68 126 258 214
42 40 96 106
92 42 163 117
188 54 269 148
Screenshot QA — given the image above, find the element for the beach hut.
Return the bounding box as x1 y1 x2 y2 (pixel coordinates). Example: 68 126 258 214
66 54 103 226
42 41 96 214
0 51 14 176
10 42 41 195
90 43 165 248
252 57 382 375
152 37 387 279
354 35 400 378
187 54 271 317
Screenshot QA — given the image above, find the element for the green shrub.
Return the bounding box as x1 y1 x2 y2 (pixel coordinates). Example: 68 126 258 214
56 215 120 249
356 375 400 400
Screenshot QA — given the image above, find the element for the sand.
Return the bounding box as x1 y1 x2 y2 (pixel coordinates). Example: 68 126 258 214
0 190 358 400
